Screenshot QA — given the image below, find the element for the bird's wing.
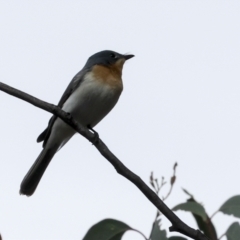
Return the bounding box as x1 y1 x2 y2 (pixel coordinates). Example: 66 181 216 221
37 68 89 147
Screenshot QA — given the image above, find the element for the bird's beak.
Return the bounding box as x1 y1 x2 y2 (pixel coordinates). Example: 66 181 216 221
124 54 135 60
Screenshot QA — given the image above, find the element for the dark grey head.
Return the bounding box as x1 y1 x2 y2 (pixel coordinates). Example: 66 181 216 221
85 50 134 68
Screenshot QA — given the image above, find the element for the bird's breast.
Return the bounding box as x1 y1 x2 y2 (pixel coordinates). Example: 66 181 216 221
91 64 123 91
62 70 123 127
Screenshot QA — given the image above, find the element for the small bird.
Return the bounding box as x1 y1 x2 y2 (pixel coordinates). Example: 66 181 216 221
20 50 134 196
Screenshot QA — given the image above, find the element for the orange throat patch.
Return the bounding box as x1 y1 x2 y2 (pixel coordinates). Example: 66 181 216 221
92 60 125 91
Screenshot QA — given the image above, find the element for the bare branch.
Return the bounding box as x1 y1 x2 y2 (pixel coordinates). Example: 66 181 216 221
163 162 178 201
150 172 166 195
0 82 210 240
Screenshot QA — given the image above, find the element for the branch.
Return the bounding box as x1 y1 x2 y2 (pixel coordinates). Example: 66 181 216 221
0 82 210 240
163 162 177 201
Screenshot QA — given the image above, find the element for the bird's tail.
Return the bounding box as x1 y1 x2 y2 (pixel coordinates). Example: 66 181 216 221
20 146 58 196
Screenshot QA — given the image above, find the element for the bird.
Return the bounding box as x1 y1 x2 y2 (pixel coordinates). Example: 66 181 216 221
20 50 134 196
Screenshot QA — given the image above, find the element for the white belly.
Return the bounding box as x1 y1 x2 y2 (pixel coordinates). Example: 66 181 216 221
47 73 122 149
63 74 122 126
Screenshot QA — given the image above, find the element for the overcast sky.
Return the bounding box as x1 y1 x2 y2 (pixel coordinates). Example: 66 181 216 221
0 1 240 240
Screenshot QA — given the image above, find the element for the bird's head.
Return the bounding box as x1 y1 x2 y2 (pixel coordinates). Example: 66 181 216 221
85 50 134 72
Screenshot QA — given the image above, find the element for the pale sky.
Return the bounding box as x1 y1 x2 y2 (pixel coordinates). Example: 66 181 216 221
0 1 240 240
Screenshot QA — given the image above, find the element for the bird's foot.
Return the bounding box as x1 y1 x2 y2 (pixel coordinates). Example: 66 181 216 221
66 112 72 120
88 125 99 144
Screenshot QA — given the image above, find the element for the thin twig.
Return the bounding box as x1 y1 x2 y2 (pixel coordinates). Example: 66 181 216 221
0 82 210 240
163 162 177 201
210 210 219 220
150 172 166 195
218 232 226 240
158 177 166 194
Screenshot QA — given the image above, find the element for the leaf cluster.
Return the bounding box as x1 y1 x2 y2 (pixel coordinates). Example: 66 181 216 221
82 164 240 240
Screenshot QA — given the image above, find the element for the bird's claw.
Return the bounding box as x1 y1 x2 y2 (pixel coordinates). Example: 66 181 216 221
88 125 99 145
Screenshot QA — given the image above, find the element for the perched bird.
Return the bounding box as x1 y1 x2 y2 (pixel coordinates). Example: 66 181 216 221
20 50 134 196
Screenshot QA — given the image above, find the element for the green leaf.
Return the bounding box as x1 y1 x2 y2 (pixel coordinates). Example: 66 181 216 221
219 195 240 218
172 201 207 221
149 219 167 240
226 222 240 240
168 237 188 240
174 192 217 240
182 188 194 199
189 212 217 240
82 219 133 240
186 198 218 240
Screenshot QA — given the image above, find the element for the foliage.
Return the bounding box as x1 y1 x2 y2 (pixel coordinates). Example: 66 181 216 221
82 219 134 240
82 164 240 240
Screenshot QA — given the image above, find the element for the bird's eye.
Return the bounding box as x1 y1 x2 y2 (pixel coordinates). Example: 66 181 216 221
110 53 117 58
